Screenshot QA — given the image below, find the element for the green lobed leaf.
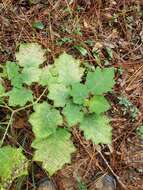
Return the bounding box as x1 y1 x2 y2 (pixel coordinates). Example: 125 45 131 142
86 67 115 95
80 114 112 144
29 102 63 139
39 66 58 86
48 84 69 107
0 146 28 189
7 87 33 107
70 83 89 105
16 43 46 68
6 61 23 88
54 52 84 85
32 128 75 176
62 101 84 126
21 67 41 85
85 95 110 114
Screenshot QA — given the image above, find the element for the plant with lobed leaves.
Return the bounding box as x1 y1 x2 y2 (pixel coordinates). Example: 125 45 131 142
0 43 115 189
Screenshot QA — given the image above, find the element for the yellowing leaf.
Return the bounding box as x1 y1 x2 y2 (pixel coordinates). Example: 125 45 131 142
29 102 63 139
80 114 112 144
0 146 28 189
16 43 46 68
86 67 115 95
55 52 84 85
85 95 110 114
32 128 75 176
48 84 69 107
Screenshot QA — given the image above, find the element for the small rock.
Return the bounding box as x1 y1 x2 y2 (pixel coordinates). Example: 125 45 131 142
96 174 116 190
37 178 56 190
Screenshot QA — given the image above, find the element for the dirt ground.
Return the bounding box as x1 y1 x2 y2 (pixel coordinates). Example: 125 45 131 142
0 0 143 190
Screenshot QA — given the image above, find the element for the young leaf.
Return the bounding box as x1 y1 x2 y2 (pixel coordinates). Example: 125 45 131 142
55 52 84 85
62 101 84 126
105 47 113 60
48 84 69 107
0 146 28 189
70 83 89 105
92 49 101 65
74 45 88 56
85 95 110 114
21 67 41 85
6 61 23 88
80 114 112 144
32 128 75 176
7 87 33 107
86 67 115 95
29 102 63 139
16 43 46 68
32 21 44 30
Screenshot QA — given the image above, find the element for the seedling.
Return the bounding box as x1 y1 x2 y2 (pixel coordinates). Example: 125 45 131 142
32 21 44 30
77 177 87 190
56 37 74 46
74 45 88 56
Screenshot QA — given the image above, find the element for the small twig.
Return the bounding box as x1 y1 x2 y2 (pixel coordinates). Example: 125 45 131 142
0 104 13 112
0 111 15 147
14 87 48 113
125 64 143 89
0 87 48 147
96 148 127 190
72 128 94 159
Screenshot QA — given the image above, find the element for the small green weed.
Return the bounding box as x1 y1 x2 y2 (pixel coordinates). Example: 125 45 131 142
32 21 44 30
105 47 113 61
118 96 139 120
137 125 143 140
86 39 94 46
77 177 87 190
57 37 74 45
74 45 88 56
73 25 82 36
92 48 101 65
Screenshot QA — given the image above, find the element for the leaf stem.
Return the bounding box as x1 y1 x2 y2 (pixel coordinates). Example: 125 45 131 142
0 87 48 147
0 111 14 147
96 148 127 189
